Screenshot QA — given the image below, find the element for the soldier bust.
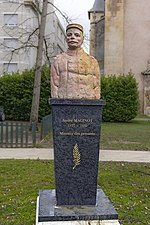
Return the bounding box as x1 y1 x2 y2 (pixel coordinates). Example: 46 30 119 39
51 23 100 99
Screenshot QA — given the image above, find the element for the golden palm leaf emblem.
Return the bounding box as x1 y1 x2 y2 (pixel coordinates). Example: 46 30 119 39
73 143 81 170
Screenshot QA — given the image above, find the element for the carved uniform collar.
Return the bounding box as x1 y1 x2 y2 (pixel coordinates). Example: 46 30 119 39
66 48 84 56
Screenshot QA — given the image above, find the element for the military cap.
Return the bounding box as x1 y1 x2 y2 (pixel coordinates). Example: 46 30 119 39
66 23 83 33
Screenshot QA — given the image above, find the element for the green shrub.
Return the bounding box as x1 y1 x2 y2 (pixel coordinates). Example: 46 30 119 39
101 73 139 122
0 69 139 122
0 65 51 121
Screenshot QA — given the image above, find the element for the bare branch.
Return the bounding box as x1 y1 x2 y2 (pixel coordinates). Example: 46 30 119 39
48 1 71 24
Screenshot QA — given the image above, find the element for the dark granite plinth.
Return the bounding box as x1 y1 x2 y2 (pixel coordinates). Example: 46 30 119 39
49 99 106 206
38 189 118 222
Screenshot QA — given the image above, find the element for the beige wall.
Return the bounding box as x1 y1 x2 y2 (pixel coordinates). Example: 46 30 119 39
104 0 124 75
124 0 150 112
104 0 150 112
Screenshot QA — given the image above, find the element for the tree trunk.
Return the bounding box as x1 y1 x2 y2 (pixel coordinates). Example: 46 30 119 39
30 0 48 126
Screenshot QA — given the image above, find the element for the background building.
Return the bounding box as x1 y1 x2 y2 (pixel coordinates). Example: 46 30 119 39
88 0 105 74
89 0 150 115
0 0 67 75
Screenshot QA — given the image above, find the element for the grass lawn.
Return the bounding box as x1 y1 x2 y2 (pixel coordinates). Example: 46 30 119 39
0 159 149 225
101 120 150 151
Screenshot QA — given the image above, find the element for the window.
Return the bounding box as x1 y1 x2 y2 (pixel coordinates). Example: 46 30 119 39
4 38 18 50
3 0 20 2
3 63 18 73
9 0 20 2
4 14 18 26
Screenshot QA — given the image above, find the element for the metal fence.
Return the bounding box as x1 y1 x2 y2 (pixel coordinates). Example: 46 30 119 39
0 114 52 148
41 114 52 139
0 121 37 148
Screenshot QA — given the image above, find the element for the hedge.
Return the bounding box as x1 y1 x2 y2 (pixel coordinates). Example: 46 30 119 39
0 68 139 122
0 65 51 121
101 73 139 122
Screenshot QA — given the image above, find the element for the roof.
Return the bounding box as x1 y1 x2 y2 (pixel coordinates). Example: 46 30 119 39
88 0 104 19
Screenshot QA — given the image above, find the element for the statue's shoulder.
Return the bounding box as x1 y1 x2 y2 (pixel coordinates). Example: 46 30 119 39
81 49 97 62
89 55 96 61
85 52 98 64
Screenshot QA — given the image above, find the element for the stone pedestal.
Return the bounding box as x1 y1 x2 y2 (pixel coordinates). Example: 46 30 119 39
36 99 120 225
36 189 119 225
49 99 105 206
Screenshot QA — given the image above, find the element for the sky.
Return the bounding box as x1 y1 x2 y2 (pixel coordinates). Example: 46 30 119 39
54 0 95 52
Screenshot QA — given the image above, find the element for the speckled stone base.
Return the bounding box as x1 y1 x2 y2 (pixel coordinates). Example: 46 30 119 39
37 189 118 223
37 220 120 225
50 99 106 206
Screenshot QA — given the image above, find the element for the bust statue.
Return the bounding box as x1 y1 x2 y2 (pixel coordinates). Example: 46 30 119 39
51 23 100 99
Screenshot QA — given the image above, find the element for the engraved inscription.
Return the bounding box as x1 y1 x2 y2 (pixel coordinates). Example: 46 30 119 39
68 124 76 127
59 132 96 136
62 118 93 128
62 118 93 123
73 119 93 123
67 123 88 128
60 132 73 136
59 117 96 137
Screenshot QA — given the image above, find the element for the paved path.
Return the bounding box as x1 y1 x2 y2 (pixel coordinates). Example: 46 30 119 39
0 148 150 163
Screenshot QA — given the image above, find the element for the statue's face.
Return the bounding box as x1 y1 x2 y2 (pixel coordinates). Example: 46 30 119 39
66 28 83 50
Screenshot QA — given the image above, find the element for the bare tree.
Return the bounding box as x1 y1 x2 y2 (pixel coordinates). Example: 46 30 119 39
30 0 48 126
